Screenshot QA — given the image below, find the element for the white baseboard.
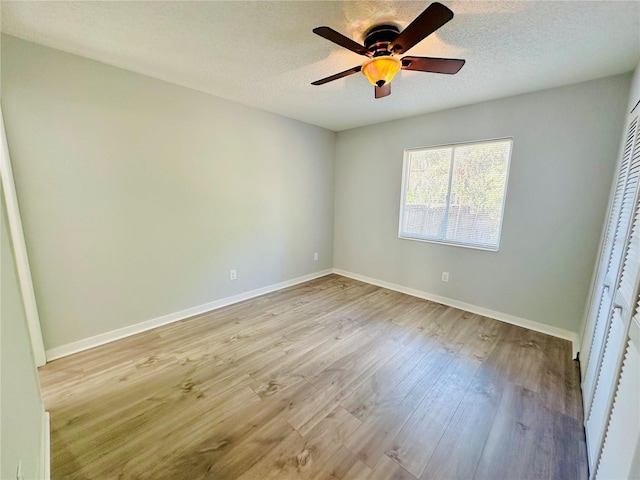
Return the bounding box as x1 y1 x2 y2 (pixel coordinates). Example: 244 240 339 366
40 411 50 480
332 268 580 358
45 267 580 361
45 269 333 361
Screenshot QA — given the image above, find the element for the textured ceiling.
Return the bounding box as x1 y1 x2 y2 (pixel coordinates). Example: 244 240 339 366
1 1 639 131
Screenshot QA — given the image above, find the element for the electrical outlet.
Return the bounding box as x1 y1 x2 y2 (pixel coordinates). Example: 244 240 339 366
441 271 449 282
230 269 237 281
314 252 319 261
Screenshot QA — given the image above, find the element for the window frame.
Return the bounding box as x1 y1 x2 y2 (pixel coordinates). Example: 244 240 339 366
398 137 513 252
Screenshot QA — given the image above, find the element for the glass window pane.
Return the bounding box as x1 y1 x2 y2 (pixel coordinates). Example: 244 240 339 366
402 148 451 238
445 140 511 247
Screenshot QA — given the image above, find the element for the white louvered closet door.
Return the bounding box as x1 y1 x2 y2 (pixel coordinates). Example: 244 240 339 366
581 117 637 382
595 314 640 479
584 115 640 477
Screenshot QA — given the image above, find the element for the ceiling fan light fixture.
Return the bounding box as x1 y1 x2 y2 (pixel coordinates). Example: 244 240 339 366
361 56 401 87
311 2 463 98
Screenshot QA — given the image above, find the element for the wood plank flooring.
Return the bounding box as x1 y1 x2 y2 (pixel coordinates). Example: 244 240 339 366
38 274 588 479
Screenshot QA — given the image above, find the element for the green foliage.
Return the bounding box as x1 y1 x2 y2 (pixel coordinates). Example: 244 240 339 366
406 147 450 205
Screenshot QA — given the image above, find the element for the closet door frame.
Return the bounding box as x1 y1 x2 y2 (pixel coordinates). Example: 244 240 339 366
0 105 46 366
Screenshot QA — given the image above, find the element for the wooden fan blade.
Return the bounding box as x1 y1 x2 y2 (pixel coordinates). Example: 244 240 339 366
313 27 372 57
311 66 362 85
401 56 465 74
390 2 454 54
375 83 391 99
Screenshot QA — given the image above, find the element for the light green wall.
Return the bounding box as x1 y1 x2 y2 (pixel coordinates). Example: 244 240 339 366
1 35 336 351
334 74 631 333
1 182 44 480
0 33 632 356
627 62 640 113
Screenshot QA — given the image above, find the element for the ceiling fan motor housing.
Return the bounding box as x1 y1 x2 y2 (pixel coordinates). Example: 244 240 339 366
364 24 400 56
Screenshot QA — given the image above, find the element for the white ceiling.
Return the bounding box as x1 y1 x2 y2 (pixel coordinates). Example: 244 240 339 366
1 1 639 131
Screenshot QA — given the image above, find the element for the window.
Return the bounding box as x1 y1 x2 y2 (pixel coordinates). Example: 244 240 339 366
398 138 512 251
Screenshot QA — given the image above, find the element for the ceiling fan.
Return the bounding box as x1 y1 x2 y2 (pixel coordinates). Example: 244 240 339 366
311 2 465 99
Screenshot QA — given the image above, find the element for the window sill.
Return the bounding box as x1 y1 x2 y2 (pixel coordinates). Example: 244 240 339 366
398 234 500 252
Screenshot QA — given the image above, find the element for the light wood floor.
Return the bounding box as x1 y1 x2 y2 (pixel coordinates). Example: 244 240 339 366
39 274 587 479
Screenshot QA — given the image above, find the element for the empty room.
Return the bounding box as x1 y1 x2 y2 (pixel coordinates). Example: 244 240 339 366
1 1 639 479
